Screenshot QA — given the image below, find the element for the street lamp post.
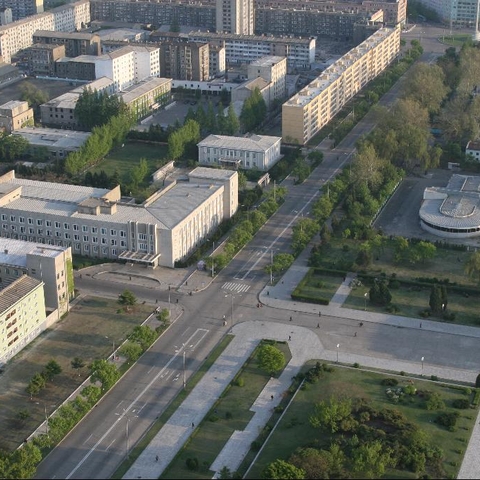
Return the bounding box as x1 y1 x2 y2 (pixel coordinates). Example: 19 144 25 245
421 356 425 374
364 292 368 311
105 336 115 358
183 350 186 389
224 292 241 328
211 241 215 278
168 290 171 316
125 416 130 458
336 344 340 363
270 249 274 285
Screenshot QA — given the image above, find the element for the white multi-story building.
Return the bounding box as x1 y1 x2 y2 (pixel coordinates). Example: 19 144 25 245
0 0 90 64
0 275 46 365
197 134 282 171
247 55 287 103
0 168 238 268
130 45 160 82
216 0 254 35
0 0 43 22
416 0 478 28
209 44 226 78
93 47 136 91
189 31 315 72
0 238 73 316
282 26 401 144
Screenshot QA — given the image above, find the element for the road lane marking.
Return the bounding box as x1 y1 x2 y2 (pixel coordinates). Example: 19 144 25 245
65 328 209 479
105 438 116 452
82 434 93 445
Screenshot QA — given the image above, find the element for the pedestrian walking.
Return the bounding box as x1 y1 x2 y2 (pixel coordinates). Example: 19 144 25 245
359 322 363 327
192 422 195 428
270 395 274 400
317 323 320 328
288 335 291 341
155 299 158 304
354 332 357 337
420 322 422 328
319 311 322 317
267 290 269 296
156 455 159 462
289 316 292 321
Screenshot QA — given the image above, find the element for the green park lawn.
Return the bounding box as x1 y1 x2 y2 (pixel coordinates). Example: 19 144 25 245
247 366 477 479
295 271 345 303
0 297 154 452
88 141 169 184
440 34 472 46
307 238 480 325
161 342 291 479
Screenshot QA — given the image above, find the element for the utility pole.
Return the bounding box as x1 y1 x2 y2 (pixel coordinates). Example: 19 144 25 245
211 241 215 278
273 180 276 202
183 350 186 389
270 249 274 285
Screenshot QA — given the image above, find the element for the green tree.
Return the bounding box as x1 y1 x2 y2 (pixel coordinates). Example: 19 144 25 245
130 158 149 189
267 253 294 276
429 285 443 315
225 103 240 134
369 280 392 306
352 440 395 479
19 82 49 119
118 289 137 306
465 251 480 284
309 397 352 433
289 447 341 479
292 156 310 184
411 241 436 264
240 87 267 131
156 308 170 325
257 344 285 375
0 133 29 162
26 372 46 399
119 342 143 363
89 359 120 391
71 357 85 374
0 442 42 479
262 459 305 479
128 325 158 350
44 359 62 381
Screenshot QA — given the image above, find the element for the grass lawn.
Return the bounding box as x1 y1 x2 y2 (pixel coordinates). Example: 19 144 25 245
295 271 345 302
311 238 480 325
440 34 472 46
247 365 477 479
0 296 154 452
161 342 292 479
88 141 169 184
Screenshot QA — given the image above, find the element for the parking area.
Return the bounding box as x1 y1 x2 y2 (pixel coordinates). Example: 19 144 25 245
374 169 480 248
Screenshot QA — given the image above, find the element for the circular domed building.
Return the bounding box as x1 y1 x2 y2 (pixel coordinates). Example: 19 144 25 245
420 175 480 238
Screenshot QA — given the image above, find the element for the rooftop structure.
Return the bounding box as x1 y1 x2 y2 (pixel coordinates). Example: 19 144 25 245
420 174 480 238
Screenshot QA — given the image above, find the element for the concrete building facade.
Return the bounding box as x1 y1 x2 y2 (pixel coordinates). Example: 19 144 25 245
188 31 315 71
0 0 90 64
0 238 73 316
216 0 254 35
33 30 101 57
0 100 33 133
0 0 43 22
160 41 210 81
12 127 91 160
0 168 238 268
27 43 65 76
247 55 287 102
119 77 172 121
0 275 46 365
282 26 400 144
0 7 12 25
209 44 226 78
466 140 480 161
198 134 282 171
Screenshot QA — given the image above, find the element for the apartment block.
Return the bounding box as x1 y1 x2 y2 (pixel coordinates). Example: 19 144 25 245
90 0 216 31
0 168 238 268
160 41 210 81
119 77 172 121
27 43 65 76
216 0 254 34
0 275 45 365
189 31 315 72
0 0 90 64
0 238 73 315
33 30 101 57
209 44 226 78
282 26 400 145
55 55 96 81
0 0 43 22
12 127 91 160
198 134 282 171
0 100 34 133
40 77 115 129
0 7 12 25
248 55 287 102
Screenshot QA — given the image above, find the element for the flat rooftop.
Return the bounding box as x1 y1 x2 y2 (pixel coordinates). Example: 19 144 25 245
0 238 68 268
120 77 171 104
250 56 286 67
12 128 91 150
0 100 27 111
33 30 98 41
189 166 237 180
198 134 281 152
188 31 315 44
284 26 398 108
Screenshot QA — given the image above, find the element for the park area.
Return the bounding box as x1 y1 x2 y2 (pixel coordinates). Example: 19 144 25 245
300 237 480 326
247 365 479 479
88 141 169 184
440 34 472 46
160 341 291 479
0 296 154 452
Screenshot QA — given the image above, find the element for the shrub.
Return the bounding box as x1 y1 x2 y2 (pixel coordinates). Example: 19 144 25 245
425 392 445 410
443 312 456 322
225 411 233 420
186 458 199 471
251 440 262 451
400 371 406 376
476 374 480 388
274 406 284 413
235 377 245 387
430 375 438 381
452 398 470 409
381 378 399 386
403 384 417 395
353 362 360 368
389 280 400 289
435 411 459 427
209 414 220 422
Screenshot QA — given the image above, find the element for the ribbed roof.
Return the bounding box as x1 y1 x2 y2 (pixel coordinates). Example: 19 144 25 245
0 275 42 315
198 134 280 152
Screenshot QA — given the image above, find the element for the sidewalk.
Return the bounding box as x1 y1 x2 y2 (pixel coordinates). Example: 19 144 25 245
123 316 479 479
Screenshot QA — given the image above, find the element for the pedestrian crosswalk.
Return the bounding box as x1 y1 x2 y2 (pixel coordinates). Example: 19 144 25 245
222 282 250 293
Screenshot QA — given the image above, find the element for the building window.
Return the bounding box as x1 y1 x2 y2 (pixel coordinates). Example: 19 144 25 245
82 225 88 232
92 236 98 243
92 227 97 233
74 234 79 241
110 229 117 236
101 228 107 235
64 223 69 230
1 214 6 221
73 224 79 231
55 221 60 228
83 235 89 242
101 238 107 245
120 230 126 237
111 239 117 246
10 215 15 222
75 244 80 250
28 218 33 225
19 217 25 223
46 220 51 227
36 219 42 226
29 228 35 234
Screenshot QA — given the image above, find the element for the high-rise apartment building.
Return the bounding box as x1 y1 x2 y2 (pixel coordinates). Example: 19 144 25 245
216 0 254 34
0 0 43 22
160 41 210 81
282 26 400 144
